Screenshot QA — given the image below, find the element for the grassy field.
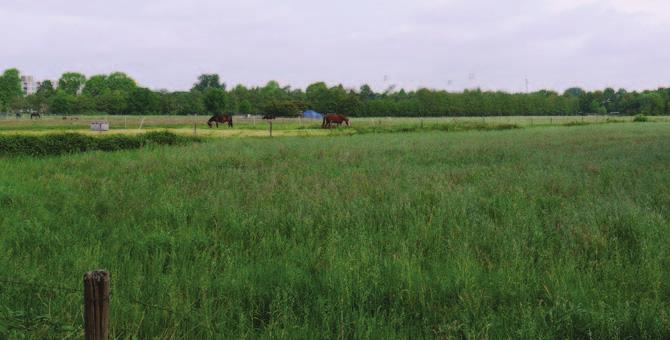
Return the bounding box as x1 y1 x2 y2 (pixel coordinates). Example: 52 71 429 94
2 114 669 136
1 121 669 338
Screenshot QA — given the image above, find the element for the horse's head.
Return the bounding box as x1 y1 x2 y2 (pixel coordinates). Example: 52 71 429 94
344 117 350 126
207 118 213 128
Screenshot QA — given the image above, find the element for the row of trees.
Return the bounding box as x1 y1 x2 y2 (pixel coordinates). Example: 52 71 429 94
1 68 669 117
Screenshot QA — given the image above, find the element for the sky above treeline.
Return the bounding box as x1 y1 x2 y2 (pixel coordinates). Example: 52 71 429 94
1 0 668 92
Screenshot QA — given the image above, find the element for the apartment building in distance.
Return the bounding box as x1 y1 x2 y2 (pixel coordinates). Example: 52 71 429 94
21 75 38 95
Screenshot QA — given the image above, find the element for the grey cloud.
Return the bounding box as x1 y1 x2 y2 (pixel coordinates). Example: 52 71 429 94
1 0 668 92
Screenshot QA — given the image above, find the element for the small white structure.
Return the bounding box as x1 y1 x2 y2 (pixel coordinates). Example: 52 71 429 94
90 121 109 131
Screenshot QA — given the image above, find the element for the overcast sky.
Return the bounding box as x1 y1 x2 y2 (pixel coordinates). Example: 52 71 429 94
1 0 668 92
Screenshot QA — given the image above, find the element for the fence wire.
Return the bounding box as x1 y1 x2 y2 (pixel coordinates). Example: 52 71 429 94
0 275 234 337
0 276 200 320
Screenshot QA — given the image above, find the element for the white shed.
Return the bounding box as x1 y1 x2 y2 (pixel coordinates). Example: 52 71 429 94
90 121 110 131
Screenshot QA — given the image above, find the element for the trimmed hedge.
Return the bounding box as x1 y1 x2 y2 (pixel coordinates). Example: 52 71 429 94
0 131 201 157
347 121 520 135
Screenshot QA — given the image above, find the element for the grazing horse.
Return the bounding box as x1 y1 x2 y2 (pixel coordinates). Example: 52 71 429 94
207 114 233 128
30 113 41 119
262 114 276 120
322 114 350 129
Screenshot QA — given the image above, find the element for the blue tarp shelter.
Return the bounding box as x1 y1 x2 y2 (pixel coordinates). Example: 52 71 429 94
302 110 323 120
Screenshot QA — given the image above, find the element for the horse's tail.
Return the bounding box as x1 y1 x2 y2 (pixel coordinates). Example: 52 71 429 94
322 116 327 128
229 115 233 127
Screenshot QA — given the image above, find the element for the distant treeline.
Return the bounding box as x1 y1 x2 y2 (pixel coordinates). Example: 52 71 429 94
1 69 669 117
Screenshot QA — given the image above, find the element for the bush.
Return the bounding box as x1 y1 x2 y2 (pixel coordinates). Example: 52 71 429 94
96 135 143 151
143 131 180 145
633 114 649 122
0 131 200 157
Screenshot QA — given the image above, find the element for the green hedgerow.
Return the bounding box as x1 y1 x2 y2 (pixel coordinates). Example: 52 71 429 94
0 131 200 157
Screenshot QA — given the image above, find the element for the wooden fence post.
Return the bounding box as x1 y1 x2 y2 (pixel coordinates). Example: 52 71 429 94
84 270 110 340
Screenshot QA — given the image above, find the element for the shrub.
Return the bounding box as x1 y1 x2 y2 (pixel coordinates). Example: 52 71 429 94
96 135 143 151
143 131 180 145
0 131 200 157
633 114 649 122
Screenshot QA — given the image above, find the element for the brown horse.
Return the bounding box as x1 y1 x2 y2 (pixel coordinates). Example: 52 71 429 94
262 114 276 120
207 114 233 128
322 114 350 128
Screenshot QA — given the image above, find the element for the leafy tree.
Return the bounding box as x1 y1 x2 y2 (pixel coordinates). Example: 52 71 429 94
192 74 224 92
36 80 55 98
128 87 158 114
0 68 23 111
176 91 205 115
306 82 331 112
106 72 136 93
5 68 670 118
74 95 96 114
239 99 252 114
564 87 584 97
97 89 128 115
58 72 86 95
83 75 109 97
203 88 227 114
24 94 44 113
639 92 664 115
50 91 76 115
264 100 305 117
359 84 376 100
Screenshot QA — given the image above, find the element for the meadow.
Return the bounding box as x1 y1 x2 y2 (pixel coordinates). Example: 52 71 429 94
2 114 669 136
0 119 669 338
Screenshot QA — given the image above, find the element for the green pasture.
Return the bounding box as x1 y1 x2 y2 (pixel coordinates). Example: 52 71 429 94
0 122 669 338
2 114 669 134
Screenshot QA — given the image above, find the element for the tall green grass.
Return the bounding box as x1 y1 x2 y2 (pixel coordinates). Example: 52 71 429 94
1 123 669 338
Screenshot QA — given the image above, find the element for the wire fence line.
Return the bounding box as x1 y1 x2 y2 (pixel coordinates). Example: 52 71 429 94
0 277 80 294
0 275 222 321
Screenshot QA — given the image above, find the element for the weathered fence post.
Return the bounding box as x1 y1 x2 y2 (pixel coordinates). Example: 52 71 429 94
84 270 110 340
